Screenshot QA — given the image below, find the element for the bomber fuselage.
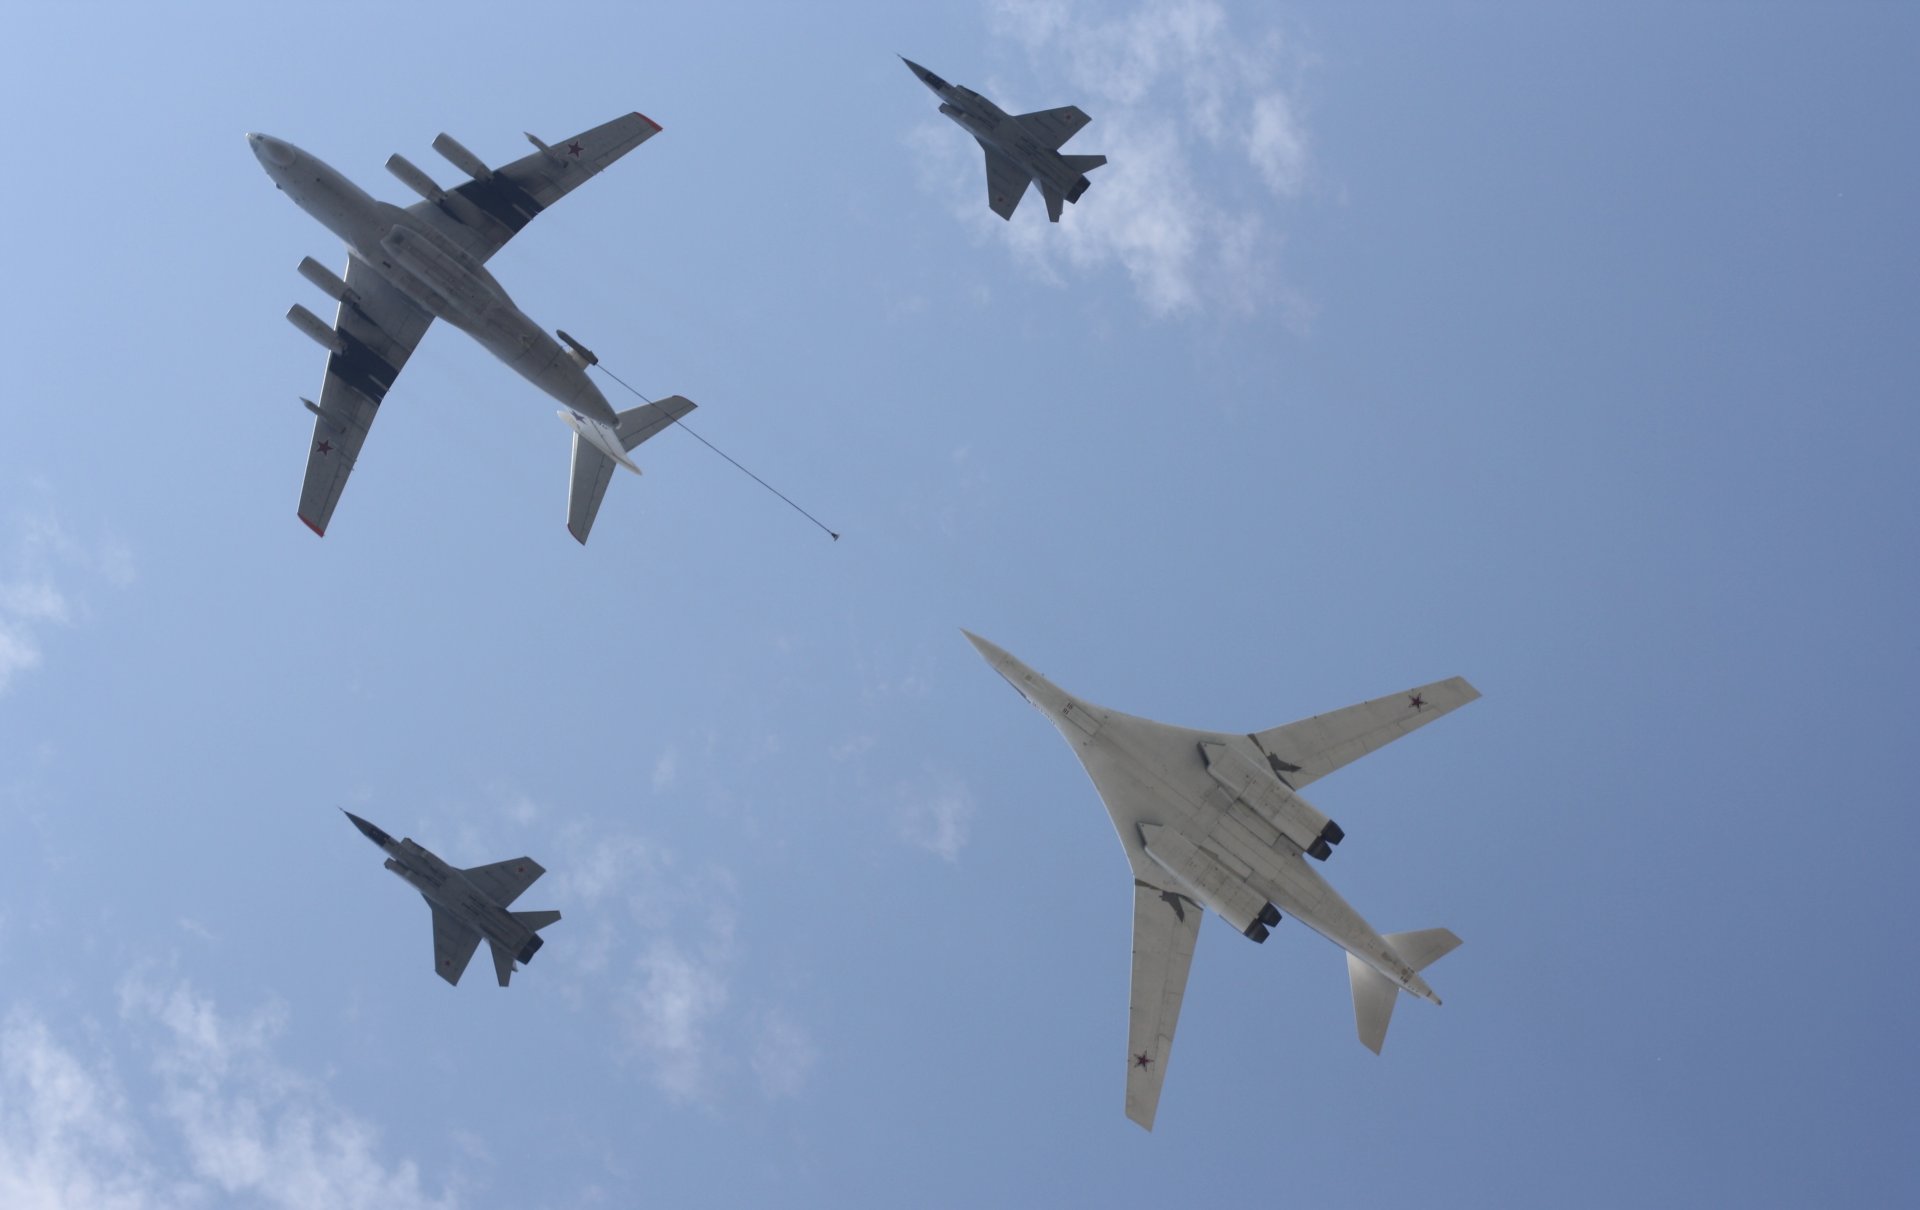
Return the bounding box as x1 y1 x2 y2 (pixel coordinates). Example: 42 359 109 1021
969 634 1441 1005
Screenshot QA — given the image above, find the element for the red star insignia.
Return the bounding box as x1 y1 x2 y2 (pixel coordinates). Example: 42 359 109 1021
566 141 583 157
1132 1052 1153 1069
315 440 333 455
1408 693 1426 711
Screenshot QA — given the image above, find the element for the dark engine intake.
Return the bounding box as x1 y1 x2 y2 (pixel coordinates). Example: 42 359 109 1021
1306 820 1345 862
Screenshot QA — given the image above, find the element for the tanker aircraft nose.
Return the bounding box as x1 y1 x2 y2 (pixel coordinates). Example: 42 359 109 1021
247 132 296 168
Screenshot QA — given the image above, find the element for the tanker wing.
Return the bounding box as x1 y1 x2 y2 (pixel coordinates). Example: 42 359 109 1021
295 259 433 537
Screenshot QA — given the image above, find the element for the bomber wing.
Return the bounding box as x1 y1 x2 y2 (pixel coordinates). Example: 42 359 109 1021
428 902 484 986
1014 105 1092 151
297 260 433 536
1125 879 1203 1130
407 113 663 264
462 857 546 908
977 138 1033 220
1249 677 1481 791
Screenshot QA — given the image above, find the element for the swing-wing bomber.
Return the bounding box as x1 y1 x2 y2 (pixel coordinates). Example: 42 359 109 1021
962 631 1477 1129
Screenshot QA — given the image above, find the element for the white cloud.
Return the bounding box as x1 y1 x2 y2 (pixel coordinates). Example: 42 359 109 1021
0 507 134 697
0 980 454 1210
906 0 1314 316
897 777 976 863
750 1011 818 1101
651 748 678 792
621 938 732 1101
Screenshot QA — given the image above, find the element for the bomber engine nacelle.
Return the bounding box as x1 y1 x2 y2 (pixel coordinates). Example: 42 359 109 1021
1139 823 1273 941
1199 740 1345 861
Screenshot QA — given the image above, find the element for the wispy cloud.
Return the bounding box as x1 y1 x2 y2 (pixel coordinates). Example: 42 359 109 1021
0 979 454 1210
750 1010 819 1101
896 775 976 863
0 507 134 697
911 0 1314 317
551 826 816 1105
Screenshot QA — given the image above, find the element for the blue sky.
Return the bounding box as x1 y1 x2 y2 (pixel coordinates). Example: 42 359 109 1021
1 1 1916 1206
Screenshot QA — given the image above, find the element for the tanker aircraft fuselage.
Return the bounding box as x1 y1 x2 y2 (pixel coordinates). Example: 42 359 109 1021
249 132 621 431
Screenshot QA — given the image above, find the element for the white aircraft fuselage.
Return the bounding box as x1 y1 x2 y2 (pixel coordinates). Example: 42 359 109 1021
248 132 621 429
969 633 1441 1005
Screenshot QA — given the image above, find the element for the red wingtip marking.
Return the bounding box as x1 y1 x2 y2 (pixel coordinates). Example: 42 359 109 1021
298 514 327 537
635 111 662 133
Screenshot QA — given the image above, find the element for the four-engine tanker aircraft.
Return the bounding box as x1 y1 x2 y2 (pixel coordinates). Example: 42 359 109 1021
342 811 560 987
249 116 694 542
962 631 1478 1130
901 57 1106 221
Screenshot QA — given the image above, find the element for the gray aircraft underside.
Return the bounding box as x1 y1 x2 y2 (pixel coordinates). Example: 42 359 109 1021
963 632 1478 1130
343 811 559 987
249 116 691 542
901 57 1107 222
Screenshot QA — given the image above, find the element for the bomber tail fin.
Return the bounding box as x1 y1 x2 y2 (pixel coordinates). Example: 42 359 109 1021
1348 954 1400 1055
1349 929 1462 1054
563 395 697 544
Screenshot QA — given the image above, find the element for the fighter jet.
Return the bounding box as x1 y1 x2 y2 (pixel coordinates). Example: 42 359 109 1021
249 116 696 542
342 811 560 987
901 57 1106 221
962 632 1478 1130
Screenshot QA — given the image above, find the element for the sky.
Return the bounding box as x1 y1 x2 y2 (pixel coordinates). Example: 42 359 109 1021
1 0 1916 1206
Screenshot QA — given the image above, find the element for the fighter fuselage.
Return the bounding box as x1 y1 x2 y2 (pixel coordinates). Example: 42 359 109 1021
345 813 540 962
903 60 1087 196
248 132 618 427
970 635 1440 1005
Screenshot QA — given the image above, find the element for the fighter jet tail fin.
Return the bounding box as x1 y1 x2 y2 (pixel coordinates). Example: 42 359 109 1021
564 395 697 544
490 941 516 988
1348 952 1400 1055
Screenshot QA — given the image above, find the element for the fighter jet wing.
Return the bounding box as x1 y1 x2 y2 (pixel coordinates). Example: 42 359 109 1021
977 138 1033 220
1014 105 1092 151
409 113 663 264
298 260 434 536
1125 879 1204 1131
1249 677 1481 792
428 901 484 986
461 857 546 908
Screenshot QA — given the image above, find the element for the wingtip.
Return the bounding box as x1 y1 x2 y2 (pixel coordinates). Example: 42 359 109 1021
298 514 326 537
634 110 663 133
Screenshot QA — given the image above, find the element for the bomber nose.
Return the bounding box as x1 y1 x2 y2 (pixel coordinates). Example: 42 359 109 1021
248 132 295 168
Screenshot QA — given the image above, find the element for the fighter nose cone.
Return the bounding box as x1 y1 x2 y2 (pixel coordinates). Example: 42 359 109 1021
248 132 295 168
341 809 394 849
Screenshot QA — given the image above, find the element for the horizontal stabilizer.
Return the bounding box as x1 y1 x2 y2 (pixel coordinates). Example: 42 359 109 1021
490 941 515 988
565 396 696 544
1385 928 1462 973
1348 952 1400 1055
1058 153 1107 174
512 909 561 932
